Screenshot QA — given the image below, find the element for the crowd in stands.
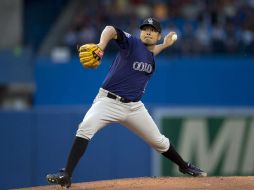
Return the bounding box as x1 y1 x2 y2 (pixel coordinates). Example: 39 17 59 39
63 0 254 55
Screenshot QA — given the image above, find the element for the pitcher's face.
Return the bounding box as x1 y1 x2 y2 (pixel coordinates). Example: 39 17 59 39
140 26 161 45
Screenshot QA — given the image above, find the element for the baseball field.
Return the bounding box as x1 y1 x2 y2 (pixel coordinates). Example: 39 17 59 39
17 176 254 190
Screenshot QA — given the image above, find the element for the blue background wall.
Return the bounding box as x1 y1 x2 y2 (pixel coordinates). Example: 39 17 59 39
0 49 34 84
1 55 254 189
0 108 151 189
35 56 254 106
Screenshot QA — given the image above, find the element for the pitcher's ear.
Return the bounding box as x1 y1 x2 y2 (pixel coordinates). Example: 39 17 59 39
158 34 161 40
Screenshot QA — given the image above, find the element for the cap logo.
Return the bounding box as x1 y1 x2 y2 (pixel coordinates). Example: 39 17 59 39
147 18 153 24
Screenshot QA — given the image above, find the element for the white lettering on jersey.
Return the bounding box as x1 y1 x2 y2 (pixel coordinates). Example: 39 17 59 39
133 62 153 73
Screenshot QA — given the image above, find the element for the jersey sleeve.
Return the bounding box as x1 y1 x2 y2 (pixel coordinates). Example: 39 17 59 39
114 27 134 50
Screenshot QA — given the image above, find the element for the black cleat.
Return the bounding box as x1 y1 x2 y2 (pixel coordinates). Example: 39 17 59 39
179 162 207 177
46 168 71 188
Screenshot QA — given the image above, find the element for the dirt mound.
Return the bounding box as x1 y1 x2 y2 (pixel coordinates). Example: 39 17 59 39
17 176 254 190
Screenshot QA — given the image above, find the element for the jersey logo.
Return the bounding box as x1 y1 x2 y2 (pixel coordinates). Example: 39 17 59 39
133 62 153 74
123 31 131 38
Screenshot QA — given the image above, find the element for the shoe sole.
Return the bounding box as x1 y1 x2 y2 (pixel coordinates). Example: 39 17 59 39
199 172 208 177
179 169 207 177
46 175 71 188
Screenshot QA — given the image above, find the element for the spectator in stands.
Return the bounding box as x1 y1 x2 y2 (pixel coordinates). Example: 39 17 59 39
62 0 254 55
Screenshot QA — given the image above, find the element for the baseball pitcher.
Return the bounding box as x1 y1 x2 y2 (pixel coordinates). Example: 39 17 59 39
46 18 207 188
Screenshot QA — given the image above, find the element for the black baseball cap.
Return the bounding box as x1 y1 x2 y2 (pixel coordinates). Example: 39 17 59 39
140 18 162 33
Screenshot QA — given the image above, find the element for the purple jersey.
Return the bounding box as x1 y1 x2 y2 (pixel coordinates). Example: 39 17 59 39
102 28 156 101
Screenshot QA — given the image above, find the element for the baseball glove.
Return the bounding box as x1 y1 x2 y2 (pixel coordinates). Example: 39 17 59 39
78 44 104 68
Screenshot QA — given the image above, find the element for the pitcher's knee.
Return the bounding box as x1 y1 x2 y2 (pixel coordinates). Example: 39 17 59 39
76 117 98 140
152 136 170 153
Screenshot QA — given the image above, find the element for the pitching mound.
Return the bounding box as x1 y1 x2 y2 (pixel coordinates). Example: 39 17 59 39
17 176 254 190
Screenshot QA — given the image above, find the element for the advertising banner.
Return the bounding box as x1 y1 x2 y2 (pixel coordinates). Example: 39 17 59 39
152 108 254 176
